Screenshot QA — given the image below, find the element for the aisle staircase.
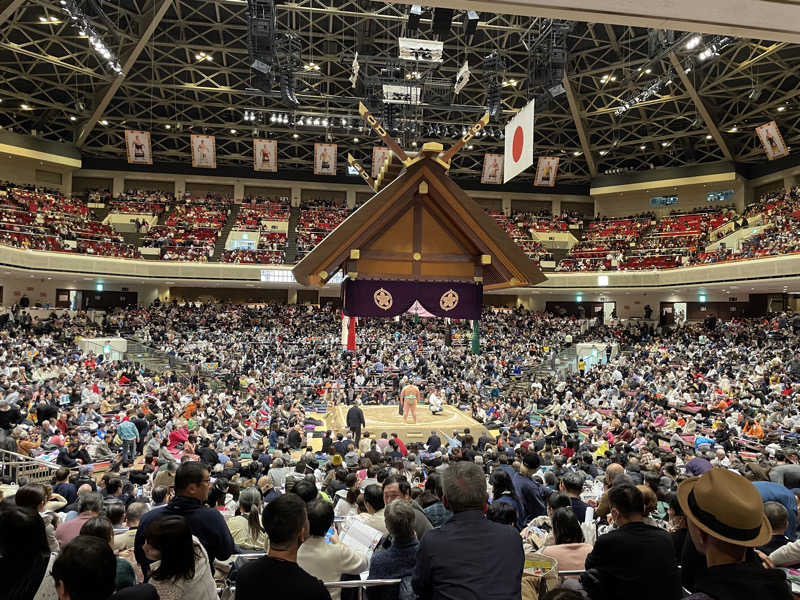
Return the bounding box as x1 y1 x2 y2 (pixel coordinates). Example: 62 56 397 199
92 206 110 222
211 203 240 262
285 205 300 264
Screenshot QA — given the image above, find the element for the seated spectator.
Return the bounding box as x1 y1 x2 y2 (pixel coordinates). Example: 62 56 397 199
0 502 58 600
227 486 268 551
582 483 681 600
142 514 218 600
14 483 60 552
680 468 791 600
368 499 420 600
383 475 432 540
560 472 589 523
297 499 369 600
412 461 524 600
486 501 519 526
363 483 388 534
540 507 593 577
80 516 136 591
114 502 149 552
759 501 790 555
56 491 103 547
53 535 158 600
235 493 331 600
490 469 525 530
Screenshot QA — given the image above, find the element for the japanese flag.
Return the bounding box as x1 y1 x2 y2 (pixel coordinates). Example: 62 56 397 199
503 99 535 183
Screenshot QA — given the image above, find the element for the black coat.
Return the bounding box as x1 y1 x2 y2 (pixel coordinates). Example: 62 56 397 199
412 509 523 600
426 434 441 452
583 521 681 600
134 496 235 578
346 406 365 429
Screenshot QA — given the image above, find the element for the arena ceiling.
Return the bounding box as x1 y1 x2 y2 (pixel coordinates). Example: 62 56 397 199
0 0 798 185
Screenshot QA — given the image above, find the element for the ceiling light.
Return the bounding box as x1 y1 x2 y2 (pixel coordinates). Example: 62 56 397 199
164 124 171 129
292 133 299 139
686 35 702 50
573 151 582 156
69 115 76 121
39 16 47 22
600 75 608 82
705 134 713 139
599 150 608 156
230 128 237 134
661 141 670 147
303 62 320 71
322 118 329 127
640 145 646 150
100 119 108 125
20 103 30 110
645 68 652 74
297 117 304 125
777 106 786 112
353 137 359 143
684 67 692 73
728 126 738 133
313 118 320 126
610 76 617 81
412 141 418 147
467 144 474 150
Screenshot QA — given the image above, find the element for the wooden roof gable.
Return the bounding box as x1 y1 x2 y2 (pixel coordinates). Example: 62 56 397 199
292 150 546 290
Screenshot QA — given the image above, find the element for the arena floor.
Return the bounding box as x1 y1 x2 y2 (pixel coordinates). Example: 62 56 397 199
321 403 490 443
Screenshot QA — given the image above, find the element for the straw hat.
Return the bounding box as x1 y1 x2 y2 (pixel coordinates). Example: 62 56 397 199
677 467 771 547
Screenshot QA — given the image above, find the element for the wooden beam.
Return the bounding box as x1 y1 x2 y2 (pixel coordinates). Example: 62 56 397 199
76 0 172 147
668 51 734 161
0 0 25 29
412 202 422 277
562 74 598 178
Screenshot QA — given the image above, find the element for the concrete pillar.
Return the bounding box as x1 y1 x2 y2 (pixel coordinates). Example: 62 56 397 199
287 289 298 305
291 185 302 208
785 173 800 192
501 194 512 216
552 197 562 216
234 181 245 201
112 175 125 197
174 177 186 199
346 189 356 210
734 175 754 214
63 171 73 197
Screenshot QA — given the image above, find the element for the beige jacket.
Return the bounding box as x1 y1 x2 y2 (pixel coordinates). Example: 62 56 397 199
297 536 369 600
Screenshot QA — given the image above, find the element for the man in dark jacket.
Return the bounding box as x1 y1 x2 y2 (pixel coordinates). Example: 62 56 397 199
679 468 792 600
0 398 23 431
426 430 441 452
583 484 681 600
413 461 523 600
134 461 235 577
346 400 365 444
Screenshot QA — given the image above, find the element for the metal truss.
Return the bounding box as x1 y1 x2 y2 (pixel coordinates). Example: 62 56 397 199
0 0 798 185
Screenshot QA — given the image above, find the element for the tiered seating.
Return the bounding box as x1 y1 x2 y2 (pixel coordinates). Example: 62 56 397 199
487 209 553 263
555 257 611 272
234 199 290 230
0 183 140 258
618 255 680 270
108 190 172 216
221 248 284 264
557 216 648 271
142 197 231 261
296 200 349 258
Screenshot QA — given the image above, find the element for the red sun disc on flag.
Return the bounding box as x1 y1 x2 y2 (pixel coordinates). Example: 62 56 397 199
512 126 524 162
